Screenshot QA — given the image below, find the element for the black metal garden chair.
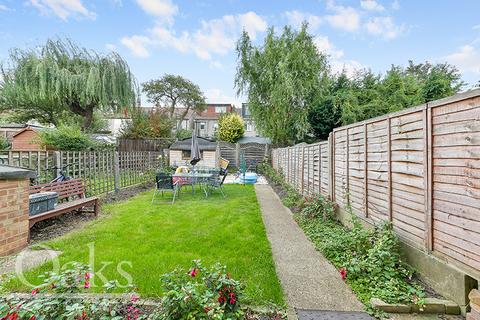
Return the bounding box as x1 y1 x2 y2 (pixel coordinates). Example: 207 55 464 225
152 173 179 205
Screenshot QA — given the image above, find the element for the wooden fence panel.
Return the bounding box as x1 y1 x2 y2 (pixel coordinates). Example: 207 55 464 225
270 89 480 279
431 95 480 272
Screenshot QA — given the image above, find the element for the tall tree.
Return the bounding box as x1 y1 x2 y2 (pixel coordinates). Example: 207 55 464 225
235 24 329 146
142 74 206 128
0 39 137 130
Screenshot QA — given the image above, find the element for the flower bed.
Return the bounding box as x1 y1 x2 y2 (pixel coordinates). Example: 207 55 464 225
259 163 427 317
0 261 285 320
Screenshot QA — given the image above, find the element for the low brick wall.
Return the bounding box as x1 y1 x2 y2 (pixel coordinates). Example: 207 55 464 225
0 178 29 256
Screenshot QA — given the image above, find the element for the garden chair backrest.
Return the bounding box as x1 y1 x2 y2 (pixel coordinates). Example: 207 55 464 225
155 173 174 190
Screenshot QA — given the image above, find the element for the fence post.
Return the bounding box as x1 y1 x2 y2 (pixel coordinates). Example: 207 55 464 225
114 151 120 193
235 143 240 168
387 117 392 221
328 133 334 200
216 142 221 166
301 146 305 196
363 123 369 218
53 151 61 178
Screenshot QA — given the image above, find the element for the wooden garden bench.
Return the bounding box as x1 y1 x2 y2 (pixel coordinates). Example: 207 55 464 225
28 178 99 229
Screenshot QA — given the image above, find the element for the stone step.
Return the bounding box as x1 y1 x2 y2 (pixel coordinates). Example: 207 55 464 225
370 297 461 315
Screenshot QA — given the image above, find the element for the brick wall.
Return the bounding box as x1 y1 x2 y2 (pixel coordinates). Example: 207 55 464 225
0 178 29 256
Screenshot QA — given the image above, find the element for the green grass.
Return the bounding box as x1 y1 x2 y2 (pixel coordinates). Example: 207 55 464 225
6 185 284 305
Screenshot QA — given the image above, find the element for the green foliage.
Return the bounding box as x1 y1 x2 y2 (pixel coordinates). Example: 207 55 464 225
218 112 245 143
0 136 9 150
0 38 137 129
260 162 425 316
142 74 206 126
235 25 329 145
176 128 193 140
0 261 284 319
160 260 244 319
120 108 174 139
319 61 464 129
40 126 94 151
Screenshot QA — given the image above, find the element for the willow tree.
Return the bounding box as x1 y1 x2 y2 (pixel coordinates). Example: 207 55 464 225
0 39 137 129
235 24 329 145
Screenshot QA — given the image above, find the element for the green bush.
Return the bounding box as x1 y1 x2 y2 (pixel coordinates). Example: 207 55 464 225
40 126 94 151
176 128 193 140
260 162 425 316
218 113 244 143
0 136 9 150
120 108 173 139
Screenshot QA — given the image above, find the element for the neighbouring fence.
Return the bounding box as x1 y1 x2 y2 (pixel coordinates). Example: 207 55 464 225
219 141 270 168
271 89 480 279
117 138 173 152
0 150 163 196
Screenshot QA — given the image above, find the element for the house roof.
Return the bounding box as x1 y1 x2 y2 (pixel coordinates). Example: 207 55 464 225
12 126 45 137
0 123 45 129
170 137 217 151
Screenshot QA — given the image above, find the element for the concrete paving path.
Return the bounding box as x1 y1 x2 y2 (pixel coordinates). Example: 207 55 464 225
255 184 365 315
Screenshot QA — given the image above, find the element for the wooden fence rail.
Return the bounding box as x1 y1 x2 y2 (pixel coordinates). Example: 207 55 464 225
0 150 163 196
271 88 480 280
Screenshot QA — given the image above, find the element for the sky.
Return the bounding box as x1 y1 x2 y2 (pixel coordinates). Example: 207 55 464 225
0 0 480 107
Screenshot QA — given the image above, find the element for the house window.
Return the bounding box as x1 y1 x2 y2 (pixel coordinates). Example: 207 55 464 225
215 106 227 113
182 150 191 160
199 122 206 130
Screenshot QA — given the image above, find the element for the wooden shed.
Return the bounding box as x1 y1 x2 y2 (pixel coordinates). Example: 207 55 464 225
11 127 45 151
169 137 217 168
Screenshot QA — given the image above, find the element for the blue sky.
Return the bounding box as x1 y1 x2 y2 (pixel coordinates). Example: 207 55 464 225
1 0 479 106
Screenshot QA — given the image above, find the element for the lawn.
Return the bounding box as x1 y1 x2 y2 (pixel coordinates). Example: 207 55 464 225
6 184 284 305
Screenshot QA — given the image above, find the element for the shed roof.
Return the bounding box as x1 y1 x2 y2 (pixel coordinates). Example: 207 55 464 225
170 137 217 151
12 126 45 137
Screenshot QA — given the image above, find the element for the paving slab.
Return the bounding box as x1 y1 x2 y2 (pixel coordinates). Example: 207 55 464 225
297 309 373 320
254 184 365 312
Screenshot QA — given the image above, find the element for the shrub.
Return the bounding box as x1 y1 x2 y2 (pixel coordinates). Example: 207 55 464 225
0 136 9 150
0 261 285 319
160 260 244 319
40 126 94 151
120 108 173 139
301 195 336 221
218 113 244 143
176 128 193 140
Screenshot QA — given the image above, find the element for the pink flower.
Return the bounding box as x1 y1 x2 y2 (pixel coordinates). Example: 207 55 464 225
188 268 199 277
131 295 139 303
84 272 92 280
31 288 38 295
84 281 90 289
339 267 347 280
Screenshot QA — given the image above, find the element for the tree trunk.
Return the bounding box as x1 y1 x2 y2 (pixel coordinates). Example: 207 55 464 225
82 106 94 131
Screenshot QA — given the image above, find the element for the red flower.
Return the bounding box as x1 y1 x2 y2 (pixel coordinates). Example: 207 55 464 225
84 281 90 289
84 272 92 280
31 289 38 295
339 267 347 280
188 268 199 277
204 307 211 313
218 296 225 304
229 298 236 305
29 316 36 320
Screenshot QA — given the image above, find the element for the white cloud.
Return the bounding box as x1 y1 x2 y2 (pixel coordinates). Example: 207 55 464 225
105 43 117 51
28 0 95 20
205 88 239 105
331 59 365 77
392 0 400 10
209 61 223 70
284 10 322 31
129 11 267 60
360 0 384 11
325 1 360 32
365 16 406 39
313 34 364 78
444 44 480 75
120 35 152 58
314 35 344 59
135 0 177 24
0 4 13 11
